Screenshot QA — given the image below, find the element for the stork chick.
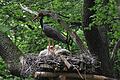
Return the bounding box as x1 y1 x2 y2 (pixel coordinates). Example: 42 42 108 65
39 45 55 56
54 45 71 56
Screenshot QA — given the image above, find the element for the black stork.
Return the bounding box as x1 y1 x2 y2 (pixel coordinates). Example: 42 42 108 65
39 16 68 51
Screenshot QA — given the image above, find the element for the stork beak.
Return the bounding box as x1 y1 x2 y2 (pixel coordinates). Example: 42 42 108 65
39 16 43 21
32 15 39 21
33 13 43 21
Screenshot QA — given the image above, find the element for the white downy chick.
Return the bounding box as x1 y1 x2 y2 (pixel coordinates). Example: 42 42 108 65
39 45 55 56
54 45 71 56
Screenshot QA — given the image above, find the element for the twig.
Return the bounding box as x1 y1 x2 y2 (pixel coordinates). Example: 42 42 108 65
57 13 70 18
60 54 84 80
20 4 38 15
113 17 120 20
111 38 120 62
73 65 84 80
60 55 72 69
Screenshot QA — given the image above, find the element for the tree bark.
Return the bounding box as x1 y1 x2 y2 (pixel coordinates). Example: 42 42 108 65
82 0 113 76
0 32 22 76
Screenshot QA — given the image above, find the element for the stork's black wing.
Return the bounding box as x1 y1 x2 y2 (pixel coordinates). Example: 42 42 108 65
43 24 67 44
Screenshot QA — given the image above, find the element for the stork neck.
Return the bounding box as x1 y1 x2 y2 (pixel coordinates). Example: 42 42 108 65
40 16 44 29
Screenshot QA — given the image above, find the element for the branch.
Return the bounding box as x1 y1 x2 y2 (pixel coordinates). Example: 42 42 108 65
111 38 120 62
20 4 38 15
20 4 90 54
0 32 23 76
113 17 120 20
34 72 118 80
57 13 70 18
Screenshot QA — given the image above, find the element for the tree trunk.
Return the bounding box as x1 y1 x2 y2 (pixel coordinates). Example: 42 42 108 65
82 0 113 76
0 32 22 76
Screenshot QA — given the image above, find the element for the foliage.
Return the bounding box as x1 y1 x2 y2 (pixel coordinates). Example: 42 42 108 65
0 0 84 53
0 0 120 79
91 0 120 48
114 50 120 75
90 0 117 26
0 0 84 79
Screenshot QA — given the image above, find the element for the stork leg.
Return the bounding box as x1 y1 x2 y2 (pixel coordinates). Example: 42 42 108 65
52 39 54 47
48 38 51 54
66 32 70 50
52 39 55 54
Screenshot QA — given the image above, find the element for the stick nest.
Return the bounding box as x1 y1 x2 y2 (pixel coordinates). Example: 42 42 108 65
20 48 100 77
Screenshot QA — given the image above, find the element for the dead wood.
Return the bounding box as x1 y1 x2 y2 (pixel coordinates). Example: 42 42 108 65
34 72 117 80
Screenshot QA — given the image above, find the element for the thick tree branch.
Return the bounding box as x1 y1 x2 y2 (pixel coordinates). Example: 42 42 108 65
82 0 113 77
0 32 23 76
34 72 118 80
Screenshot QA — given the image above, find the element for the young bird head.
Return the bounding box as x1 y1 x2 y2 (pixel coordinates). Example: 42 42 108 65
54 45 62 51
47 45 55 54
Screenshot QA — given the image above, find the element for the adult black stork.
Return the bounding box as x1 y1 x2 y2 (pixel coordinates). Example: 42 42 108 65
39 16 68 51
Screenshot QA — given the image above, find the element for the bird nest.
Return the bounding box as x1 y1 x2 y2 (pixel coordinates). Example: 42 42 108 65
20 45 100 78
